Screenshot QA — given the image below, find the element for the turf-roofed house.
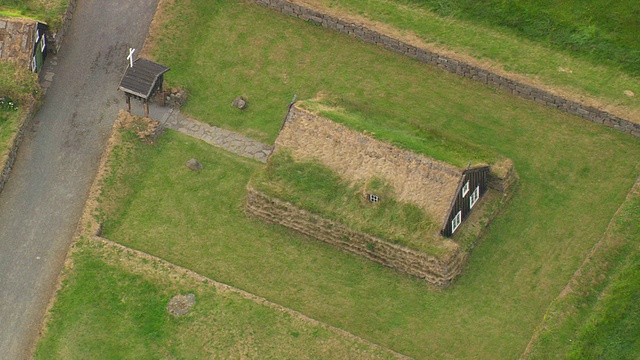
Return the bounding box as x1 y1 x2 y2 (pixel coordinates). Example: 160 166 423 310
0 17 49 73
247 102 516 286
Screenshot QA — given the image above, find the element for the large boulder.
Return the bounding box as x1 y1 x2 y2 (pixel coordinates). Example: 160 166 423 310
232 96 247 110
186 158 203 172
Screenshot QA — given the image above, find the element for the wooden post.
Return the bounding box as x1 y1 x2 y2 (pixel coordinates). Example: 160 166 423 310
158 76 165 107
144 101 149 118
126 94 131 113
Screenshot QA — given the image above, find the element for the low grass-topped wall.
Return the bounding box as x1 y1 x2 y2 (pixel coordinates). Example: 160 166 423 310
252 0 640 137
246 185 467 286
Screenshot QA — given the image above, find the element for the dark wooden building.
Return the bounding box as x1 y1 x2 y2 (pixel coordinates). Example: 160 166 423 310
118 58 170 117
31 22 48 73
441 166 490 237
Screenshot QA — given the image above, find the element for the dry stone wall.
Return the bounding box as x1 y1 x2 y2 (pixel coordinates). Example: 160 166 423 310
276 106 464 225
0 18 37 67
252 0 640 138
246 185 467 286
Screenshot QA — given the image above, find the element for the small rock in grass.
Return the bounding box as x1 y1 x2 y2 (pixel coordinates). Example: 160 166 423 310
232 96 247 110
167 293 196 316
186 158 203 172
624 90 635 97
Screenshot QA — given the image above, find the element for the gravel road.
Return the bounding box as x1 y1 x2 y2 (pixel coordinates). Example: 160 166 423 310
0 1 159 358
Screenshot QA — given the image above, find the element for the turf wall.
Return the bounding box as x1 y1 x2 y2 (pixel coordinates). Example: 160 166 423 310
252 0 640 138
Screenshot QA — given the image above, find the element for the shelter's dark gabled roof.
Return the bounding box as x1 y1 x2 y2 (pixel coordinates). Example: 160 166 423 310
118 58 170 99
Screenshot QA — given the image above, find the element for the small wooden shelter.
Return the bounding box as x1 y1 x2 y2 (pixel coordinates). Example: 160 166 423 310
118 58 169 117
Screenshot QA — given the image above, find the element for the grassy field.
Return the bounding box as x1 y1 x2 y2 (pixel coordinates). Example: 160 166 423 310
0 0 68 28
0 61 39 162
35 238 401 359
525 181 640 359
35 0 640 358
96 121 639 359
150 0 640 146
392 0 639 76
93 0 640 358
299 0 640 120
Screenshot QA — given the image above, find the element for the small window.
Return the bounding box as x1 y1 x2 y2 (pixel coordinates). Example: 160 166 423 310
451 211 462 233
461 181 469 197
368 194 380 203
470 186 480 209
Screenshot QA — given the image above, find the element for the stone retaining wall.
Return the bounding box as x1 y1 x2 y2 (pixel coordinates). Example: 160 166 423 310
246 185 467 287
47 0 78 54
252 0 640 138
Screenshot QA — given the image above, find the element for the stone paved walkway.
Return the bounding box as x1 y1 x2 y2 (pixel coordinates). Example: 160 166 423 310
146 105 273 163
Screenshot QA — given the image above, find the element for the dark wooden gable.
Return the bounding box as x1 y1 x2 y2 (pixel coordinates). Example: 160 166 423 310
118 58 170 100
441 166 490 237
31 22 49 73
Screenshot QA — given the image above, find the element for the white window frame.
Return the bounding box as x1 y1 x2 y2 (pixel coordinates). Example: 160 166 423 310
41 34 46 52
451 211 462 233
470 186 480 209
461 181 469 197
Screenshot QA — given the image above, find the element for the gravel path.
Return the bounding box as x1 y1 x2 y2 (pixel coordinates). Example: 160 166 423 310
0 1 159 358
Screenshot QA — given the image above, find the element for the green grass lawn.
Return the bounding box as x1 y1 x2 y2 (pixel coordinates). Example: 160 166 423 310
0 61 39 163
95 122 640 359
37 0 640 358
35 238 401 359
0 108 20 159
525 182 640 360
152 0 639 148
0 0 68 28
298 0 640 120
371 0 640 77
